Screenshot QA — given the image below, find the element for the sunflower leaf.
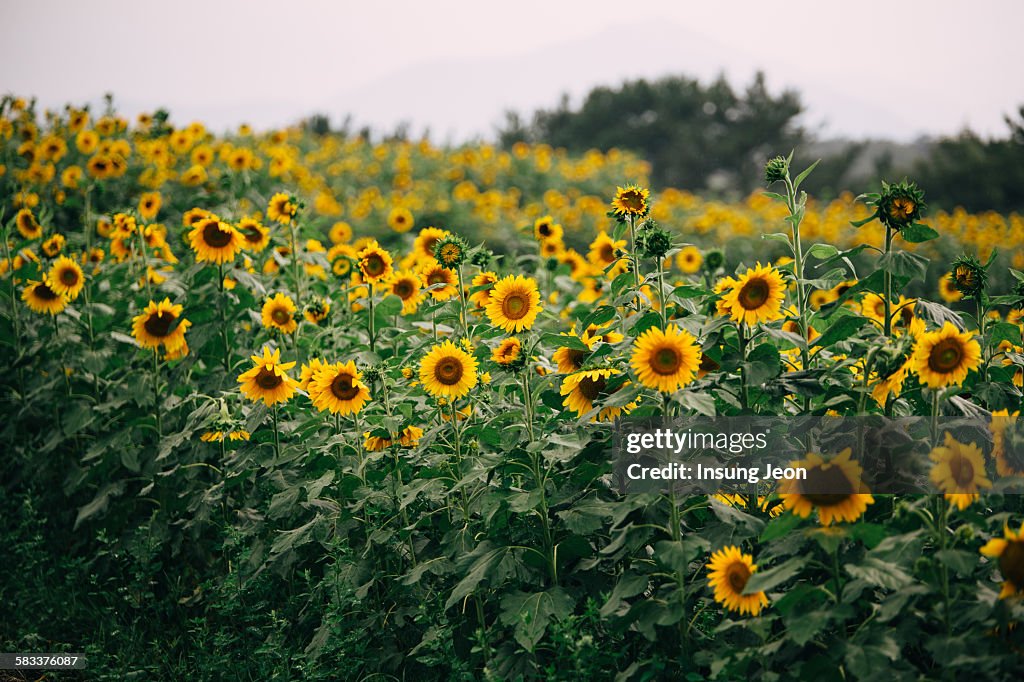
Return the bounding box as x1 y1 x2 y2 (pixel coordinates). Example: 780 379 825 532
742 556 807 594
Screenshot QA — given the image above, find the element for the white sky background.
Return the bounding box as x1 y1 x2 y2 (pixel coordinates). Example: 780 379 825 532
1 0 1022 141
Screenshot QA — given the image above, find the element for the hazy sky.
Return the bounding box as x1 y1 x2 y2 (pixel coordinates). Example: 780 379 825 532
2 0 1022 141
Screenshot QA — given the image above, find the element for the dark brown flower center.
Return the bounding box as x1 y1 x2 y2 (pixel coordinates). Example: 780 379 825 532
599 244 615 263
618 190 645 212
948 453 976 487
270 307 290 325
502 293 529 320
144 311 174 338
244 226 263 243
929 338 964 374
738 278 769 310
564 348 586 370
363 254 385 276
59 267 79 286
578 376 606 401
727 562 751 593
394 279 414 299
1000 540 1024 588
202 221 232 248
798 464 855 506
538 223 552 237
331 373 360 400
435 357 464 385
427 270 448 286
652 346 681 375
35 283 59 301
256 367 283 390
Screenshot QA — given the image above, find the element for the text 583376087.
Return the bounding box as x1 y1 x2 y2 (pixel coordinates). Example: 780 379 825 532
1 654 86 669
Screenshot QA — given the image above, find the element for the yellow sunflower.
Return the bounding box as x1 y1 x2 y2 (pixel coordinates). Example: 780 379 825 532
303 297 331 325
47 255 85 300
720 264 786 326
419 340 478 399
267 192 297 224
389 270 425 314
630 325 702 393
587 231 626 271
237 346 299 406
991 409 1024 477
138 191 161 220
238 217 270 252
329 221 353 245
939 272 963 303
910 322 981 388
560 368 635 422
15 208 42 239
413 227 449 260
676 246 703 274
469 271 499 310
419 259 459 301
357 240 394 284
485 275 542 333
189 217 244 264
21 278 69 315
980 521 1024 599
610 184 650 217
929 432 991 511
778 448 874 525
299 357 330 391
706 546 769 616
131 298 191 351
308 361 371 415
492 337 523 367
552 329 594 374
388 207 414 233
533 215 563 242
261 293 298 334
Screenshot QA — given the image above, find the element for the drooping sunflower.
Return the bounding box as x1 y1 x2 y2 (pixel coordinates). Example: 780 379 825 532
560 368 636 422
419 340 478 399
261 293 298 334
778 448 874 525
677 246 703 274
630 325 702 393
47 255 86 300
980 521 1024 600
267 192 297 224
720 264 786 326
238 346 298 406
131 298 191 351
389 270 425 314
991 409 1024 477
15 208 42 239
357 240 394 284
929 432 991 511
468 271 498 310
387 206 414 233
485 275 542 333
21 278 69 315
910 322 981 389
610 184 650 218
553 329 593 374
189 217 244 264
419 259 459 301
308 361 371 416
238 217 270 252
706 546 769 616
492 337 523 368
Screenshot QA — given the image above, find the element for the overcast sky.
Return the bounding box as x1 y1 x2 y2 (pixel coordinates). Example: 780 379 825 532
2 0 1022 141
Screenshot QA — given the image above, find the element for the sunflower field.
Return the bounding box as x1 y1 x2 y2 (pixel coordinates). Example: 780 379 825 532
3 95 1024 681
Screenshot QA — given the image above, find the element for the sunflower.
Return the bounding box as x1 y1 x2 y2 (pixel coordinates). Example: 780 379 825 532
303 297 331 325
533 215 563 242
267 192 297 224
419 260 459 301
329 221 353 245
434 233 468 268
610 184 650 217
991 410 1024 477
929 432 991 511
910 322 981 388
357 240 394 284
419 340 478 399
238 217 270 252
587 231 626 271
720 264 786 326
706 546 769 616
299 358 330 391
413 227 449 260
189 218 244 264
15 208 42 239
138 191 161 220
47 255 85 300
980 521 1024 600
182 208 213 228
560 368 635 422
131 298 191 351
388 207 414 233
238 346 299 406
389 270 425 314
485 275 542 333
21 278 69 315
677 246 703 274
939 272 963 303
308 361 371 415
468 271 498 310
778 448 874 525
262 293 298 334
492 337 523 368
553 330 595 374
630 325 702 393
364 425 424 452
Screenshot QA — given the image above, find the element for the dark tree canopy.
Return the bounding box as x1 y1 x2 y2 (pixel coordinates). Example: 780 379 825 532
498 72 805 192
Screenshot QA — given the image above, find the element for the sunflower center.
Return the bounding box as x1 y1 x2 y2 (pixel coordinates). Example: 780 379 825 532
244 226 263 243
202 222 232 248
738 279 769 310
394 280 414 299
619 190 644 211
435 357 464 385
928 338 964 373
889 198 915 219
948 453 976 488
60 268 79 286
799 464 855 506
538 224 552 237
565 349 586 369
726 562 751 594
600 244 615 263
330 374 360 400
363 254 385 276
143 311 174 338
255 367 283 390
427 271 447 286
578 376 606 401
651 346 682 375
423 237 440 255
1000 541 1024 588
502 293 529 320
271 308 290 325
35 283 59 301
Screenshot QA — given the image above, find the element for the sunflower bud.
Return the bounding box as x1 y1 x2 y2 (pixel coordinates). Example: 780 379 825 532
764 156 789 185
636 221 672 259
951 254 987 299
704 249 725 272
470 248 493 269
876 179 926 231
434 233 468 268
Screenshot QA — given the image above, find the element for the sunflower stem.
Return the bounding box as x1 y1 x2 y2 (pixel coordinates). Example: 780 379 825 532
2 223 26 397
935 498 953 638
152 349 162 441
628 215 642 315
738 323 750 412
931 389 941 445
217 262 231 373
271 403 281 460
457 263 470 340
289 220 303 303
367 284 376 354
883 227 894 338
657 263 668 330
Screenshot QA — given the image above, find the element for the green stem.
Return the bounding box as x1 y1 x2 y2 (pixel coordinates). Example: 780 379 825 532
271 403 281 460
367 284 376 353
152 349 162 440
217 263 231 373
738 323 750 412
290 221 303 303
883 227 894 338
